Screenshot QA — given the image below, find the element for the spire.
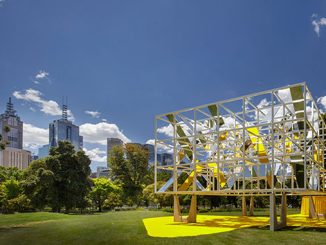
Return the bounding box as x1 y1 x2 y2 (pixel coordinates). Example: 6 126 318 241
5 97 16 116
62 104 68 120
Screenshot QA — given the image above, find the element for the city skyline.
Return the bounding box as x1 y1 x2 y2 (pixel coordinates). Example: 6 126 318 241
1 1 326 171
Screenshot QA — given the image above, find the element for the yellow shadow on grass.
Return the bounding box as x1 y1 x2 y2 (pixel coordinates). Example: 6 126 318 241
143 214 326 238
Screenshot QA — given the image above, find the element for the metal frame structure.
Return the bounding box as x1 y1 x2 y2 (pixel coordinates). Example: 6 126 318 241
154 83 326 230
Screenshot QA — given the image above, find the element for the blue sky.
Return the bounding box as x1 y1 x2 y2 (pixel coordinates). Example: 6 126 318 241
1 0 326 171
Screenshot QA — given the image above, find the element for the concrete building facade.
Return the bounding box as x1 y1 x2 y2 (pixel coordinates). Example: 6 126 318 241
0 147 31 169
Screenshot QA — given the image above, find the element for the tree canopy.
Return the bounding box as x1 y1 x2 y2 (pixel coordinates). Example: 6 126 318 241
109 144 149 205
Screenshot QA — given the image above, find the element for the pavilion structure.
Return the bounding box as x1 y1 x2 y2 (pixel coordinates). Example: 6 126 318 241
154 82 326 231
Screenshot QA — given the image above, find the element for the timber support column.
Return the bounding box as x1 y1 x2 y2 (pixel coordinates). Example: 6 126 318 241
269 192 277 231
242 196 247 216
249 196 254 216
187 195 197 223
279 193 287 228
308 196 317 219
173 195 182 222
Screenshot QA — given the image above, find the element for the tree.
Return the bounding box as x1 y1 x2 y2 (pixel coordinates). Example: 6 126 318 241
89 178 120 212
0 179 22 213
22 159 55 210
103 191 123 210
0 166 23 183
145 166 171 185
45 141 91 212
109 144 149 205
23 141 91 213
143 182 172 207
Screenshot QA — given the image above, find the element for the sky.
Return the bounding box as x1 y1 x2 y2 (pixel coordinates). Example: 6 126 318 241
1 0 326 171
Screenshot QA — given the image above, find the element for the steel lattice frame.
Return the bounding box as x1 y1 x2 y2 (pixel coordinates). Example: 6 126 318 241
154 83 326 197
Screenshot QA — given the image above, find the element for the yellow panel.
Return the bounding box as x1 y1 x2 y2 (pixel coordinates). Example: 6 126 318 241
179 163 226 191
207 163 226 188
247 127 269 163
179 171 195 191
301 196 326 215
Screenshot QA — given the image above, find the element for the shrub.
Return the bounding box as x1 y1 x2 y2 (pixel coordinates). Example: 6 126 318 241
8 194 32 212
103 192 123 210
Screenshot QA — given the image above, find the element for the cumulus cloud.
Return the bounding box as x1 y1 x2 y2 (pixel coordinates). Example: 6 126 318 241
317 96 326 112
13 88 74 120
80 122 130 145
83 147 107 163
157 124 174 137
85 110 101 118
35 70 49 79
312 15 326 36
23 123 48 150
146 139 173 154
157 123 193 137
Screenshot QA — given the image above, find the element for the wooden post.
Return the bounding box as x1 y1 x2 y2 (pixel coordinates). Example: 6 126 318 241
308 196 317 219
269 192 277 231
249 196 254 216
173 195 182 222
242 196 247 216
187 195 197 223
279 193 287 228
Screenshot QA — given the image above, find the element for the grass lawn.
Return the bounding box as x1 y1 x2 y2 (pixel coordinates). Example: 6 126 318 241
0 210 325 245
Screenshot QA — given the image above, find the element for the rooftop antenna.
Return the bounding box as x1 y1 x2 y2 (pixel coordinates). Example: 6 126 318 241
6 97 16 116
62 96 68 120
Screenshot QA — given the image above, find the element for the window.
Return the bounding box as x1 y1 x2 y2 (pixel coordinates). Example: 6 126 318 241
66 126 72 140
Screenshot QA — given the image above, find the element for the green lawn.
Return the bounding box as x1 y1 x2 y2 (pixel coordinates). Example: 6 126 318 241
0 210 325 245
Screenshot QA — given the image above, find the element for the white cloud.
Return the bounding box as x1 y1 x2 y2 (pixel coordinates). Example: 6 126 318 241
80 122 130 145
157 124 174 137
102 119 107 122
146 139 173 154
13 88 74 120
312 15 326 36
35 70 49 79
33 80 40 84
83 147 107 163
23 123 48 150
85 110 101 118
317 96 326 112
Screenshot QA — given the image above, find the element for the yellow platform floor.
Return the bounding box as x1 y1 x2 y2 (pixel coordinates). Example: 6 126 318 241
143 214 326 238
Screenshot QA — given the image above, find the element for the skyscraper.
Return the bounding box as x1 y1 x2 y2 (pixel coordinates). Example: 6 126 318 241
143 144 155 165
107 138 123 165
38 144 49 158
0 98 31 169
49 104 83 151
0 97 23 149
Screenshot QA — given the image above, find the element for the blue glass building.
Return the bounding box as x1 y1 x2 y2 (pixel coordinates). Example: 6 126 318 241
49 105 83 151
